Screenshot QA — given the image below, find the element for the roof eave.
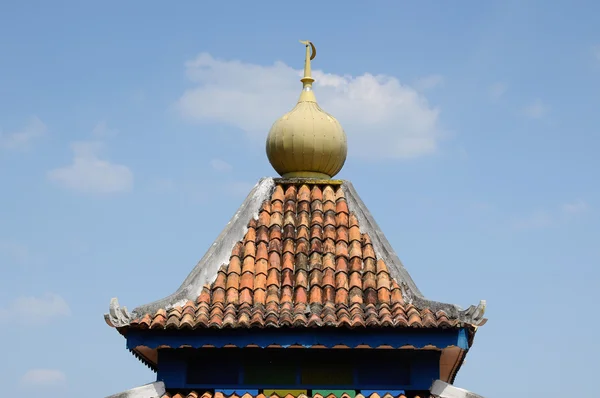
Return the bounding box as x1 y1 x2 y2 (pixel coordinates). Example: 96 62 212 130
342 181 487 327
104 177 276 328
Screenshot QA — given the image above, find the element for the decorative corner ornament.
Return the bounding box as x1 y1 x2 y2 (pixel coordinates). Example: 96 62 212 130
430 380 485 398
459 300 487 326
104 297 132 328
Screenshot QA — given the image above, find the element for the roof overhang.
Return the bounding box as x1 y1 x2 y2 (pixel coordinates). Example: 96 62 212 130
126 327 472 383
430 380 486 398
105 381 165 398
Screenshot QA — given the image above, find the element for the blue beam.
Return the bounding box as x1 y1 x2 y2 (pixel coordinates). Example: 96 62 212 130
127 328 469 351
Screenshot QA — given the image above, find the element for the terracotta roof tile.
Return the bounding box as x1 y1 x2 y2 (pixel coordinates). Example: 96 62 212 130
129 183 462 330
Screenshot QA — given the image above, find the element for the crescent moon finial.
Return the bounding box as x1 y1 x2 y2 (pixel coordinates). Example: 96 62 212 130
299 40 316 60
299 40 316 89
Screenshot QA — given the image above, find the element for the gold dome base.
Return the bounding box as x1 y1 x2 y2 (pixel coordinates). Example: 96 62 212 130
282 171 332 179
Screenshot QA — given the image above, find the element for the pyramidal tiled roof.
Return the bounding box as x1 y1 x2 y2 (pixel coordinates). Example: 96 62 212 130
105 178 485 332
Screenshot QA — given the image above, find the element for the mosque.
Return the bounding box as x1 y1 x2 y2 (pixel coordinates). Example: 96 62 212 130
105 41 487 398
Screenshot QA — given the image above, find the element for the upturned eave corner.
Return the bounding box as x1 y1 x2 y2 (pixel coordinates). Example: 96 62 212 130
411 296 487 329
104 297 132 328
340 180 488 330
104 177 276 324
460 299 487 327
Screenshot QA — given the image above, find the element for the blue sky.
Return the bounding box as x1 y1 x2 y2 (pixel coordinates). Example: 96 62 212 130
1 1 599 396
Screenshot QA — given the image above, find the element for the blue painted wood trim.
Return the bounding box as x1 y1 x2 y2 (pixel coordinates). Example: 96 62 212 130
218 390 259 395
410 354 439 390
174 384 418 390
157 347 441 391
127 328 469 350
458 328 469 349
361 391 405 396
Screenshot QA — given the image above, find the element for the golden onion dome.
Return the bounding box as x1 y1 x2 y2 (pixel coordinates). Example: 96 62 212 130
266 41 347 179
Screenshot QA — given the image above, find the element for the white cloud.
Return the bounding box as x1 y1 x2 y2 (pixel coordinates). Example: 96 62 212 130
0 293 71 325
47 141 133 194
0 116 47 149
513 200 590 229
563 199 589 215
523 99 548 119
414 74 444 91
91 121 119 138
210 158 233 172
489 82 507 99
20 369 66 388
175 53 442 160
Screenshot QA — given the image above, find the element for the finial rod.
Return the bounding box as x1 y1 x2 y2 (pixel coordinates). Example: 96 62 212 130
299 40 316 84
298 40 317 102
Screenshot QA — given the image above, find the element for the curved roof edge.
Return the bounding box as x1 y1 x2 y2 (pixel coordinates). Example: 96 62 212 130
105 177 276 328
105 381 165 398
342 181 486 327
105 177 486 329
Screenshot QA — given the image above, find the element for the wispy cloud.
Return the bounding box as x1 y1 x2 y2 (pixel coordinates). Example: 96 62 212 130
210 158 233 172
91 121 119 138
513 200 591 229
0 116 47 150
562 199 589 215
20 369 66 388
0 293 71 326
175 53 442 160
522 99 548 119
489 82 507 99
47 141 133 194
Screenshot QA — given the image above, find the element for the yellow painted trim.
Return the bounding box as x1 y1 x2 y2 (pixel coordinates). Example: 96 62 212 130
298 41 316 102
282 171 332 179
274 178 344 185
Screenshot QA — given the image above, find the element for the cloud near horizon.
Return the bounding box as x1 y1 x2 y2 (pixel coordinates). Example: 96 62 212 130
47 141 133 194
175 53 443 160
210 158 233 172
0 293 71 326
20 369 66 389
522 99 548 119
562 199 589 216
0 116 47 149
513 200 590 229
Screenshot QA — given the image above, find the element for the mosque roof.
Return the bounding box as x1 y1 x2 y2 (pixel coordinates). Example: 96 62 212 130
104 42 486 380
105 178 485 334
